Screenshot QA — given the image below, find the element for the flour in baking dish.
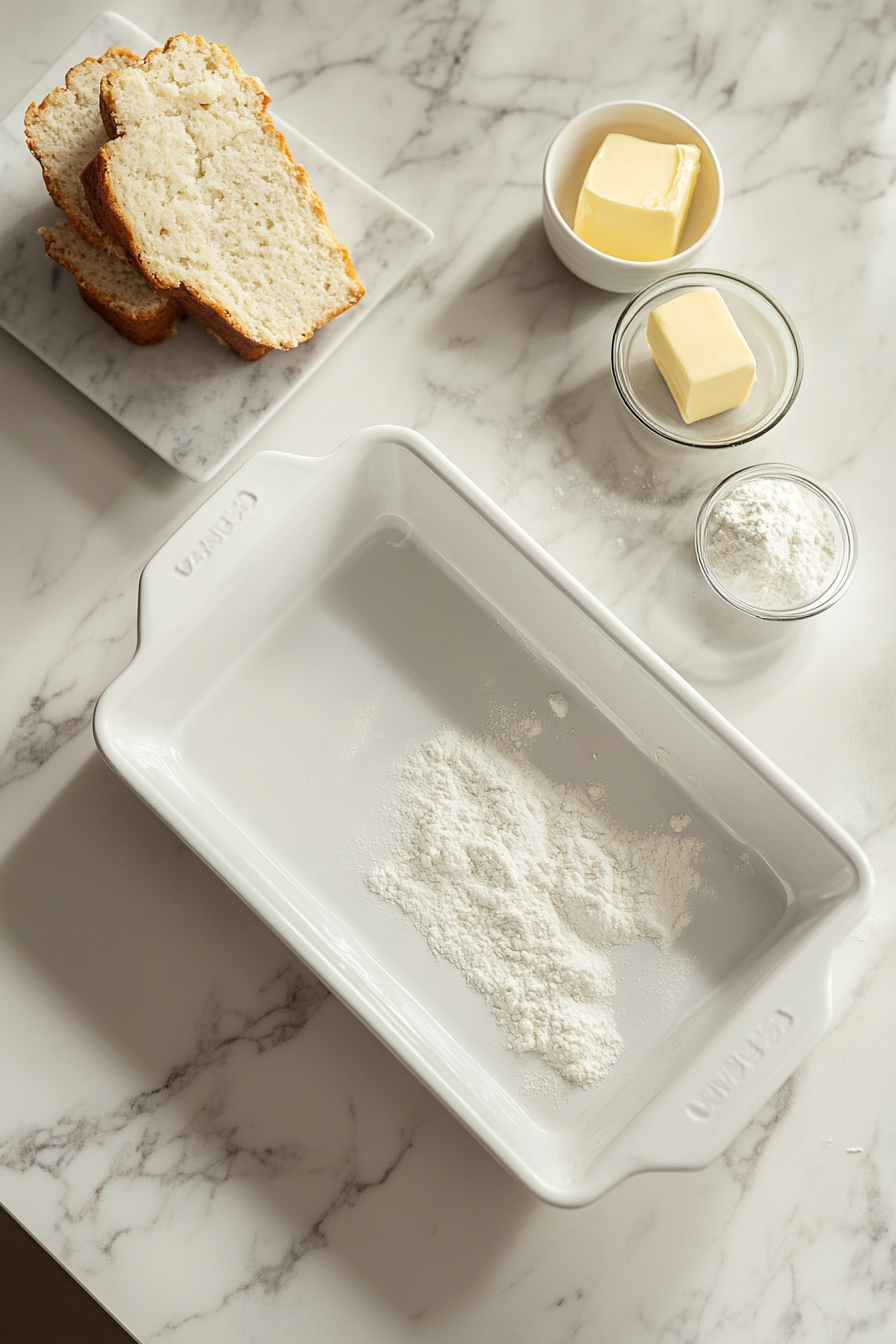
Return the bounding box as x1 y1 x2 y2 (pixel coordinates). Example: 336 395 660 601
366 726 703 1086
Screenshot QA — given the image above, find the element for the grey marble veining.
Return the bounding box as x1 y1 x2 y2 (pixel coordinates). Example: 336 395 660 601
2 0 896 1340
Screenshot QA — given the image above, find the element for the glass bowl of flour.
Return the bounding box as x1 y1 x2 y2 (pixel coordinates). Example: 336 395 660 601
695 464 858 619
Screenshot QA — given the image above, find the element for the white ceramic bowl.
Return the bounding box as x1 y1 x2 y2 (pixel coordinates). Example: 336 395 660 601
543 101 724 292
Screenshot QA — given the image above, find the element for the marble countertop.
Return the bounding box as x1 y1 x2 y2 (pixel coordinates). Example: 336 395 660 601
2 1 895 1339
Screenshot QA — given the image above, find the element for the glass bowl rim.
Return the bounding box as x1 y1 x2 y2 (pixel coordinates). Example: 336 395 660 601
694 462 858 620
610 269 804 449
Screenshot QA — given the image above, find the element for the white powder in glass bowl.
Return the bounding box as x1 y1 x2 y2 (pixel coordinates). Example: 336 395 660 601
703 476 840 610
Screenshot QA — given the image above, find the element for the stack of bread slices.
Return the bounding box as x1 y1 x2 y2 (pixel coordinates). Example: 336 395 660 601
25 34 364 357
26 46 182 345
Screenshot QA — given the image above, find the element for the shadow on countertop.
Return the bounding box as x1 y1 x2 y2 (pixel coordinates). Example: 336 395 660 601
0 749 528 1329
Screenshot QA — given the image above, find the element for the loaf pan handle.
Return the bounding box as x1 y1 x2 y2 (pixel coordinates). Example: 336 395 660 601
135 451 336 650
603 938 843 1189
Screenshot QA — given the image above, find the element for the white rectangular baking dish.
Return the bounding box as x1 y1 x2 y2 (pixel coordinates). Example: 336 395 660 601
94 425 872 1206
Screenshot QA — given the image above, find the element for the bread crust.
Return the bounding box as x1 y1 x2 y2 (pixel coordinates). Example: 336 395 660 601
24 47 141 260
76 283 181 345
40 219 182 345
80 33 364 360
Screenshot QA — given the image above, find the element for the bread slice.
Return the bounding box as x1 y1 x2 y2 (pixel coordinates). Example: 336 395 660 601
26 45 182 346
40 216 182 345
81 33 365 360
25 47 141 260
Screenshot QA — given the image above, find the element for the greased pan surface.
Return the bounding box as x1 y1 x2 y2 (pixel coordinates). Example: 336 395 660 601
94 427 872 1205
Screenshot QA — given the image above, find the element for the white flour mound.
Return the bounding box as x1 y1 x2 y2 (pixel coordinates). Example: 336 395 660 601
705 477 839 609
367 727 703 1086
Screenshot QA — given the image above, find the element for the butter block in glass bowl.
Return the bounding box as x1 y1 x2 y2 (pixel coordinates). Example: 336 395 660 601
646 287 756 424
612 271 803 449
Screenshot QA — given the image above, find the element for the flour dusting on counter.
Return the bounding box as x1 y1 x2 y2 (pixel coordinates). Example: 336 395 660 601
367 726 703 1085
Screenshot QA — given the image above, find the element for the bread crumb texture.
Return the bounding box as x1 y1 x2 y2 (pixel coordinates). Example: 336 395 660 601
24 46 140 259
87 33 364 354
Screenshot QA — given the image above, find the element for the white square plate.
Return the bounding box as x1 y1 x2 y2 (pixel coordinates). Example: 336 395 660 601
0 12 433 481
94 426 873 1206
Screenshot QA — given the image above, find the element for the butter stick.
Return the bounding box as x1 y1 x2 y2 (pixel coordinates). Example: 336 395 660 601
646 287 757 424
574 133 701 262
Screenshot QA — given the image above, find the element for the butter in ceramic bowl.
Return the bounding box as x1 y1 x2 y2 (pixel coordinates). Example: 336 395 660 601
646 286 756 424
542 100 722 293
573 133 701 262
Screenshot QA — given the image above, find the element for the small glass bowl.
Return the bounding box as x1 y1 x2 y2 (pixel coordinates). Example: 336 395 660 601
694 464 858 620
611 270 803 448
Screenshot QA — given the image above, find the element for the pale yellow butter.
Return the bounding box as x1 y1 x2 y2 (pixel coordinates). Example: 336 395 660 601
573 133 701 262
646 288 757 424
